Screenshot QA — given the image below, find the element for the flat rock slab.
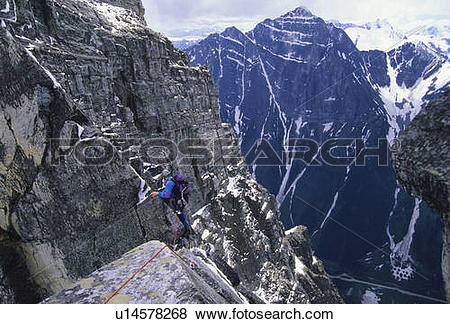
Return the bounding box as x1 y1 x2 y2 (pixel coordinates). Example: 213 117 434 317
43 241 245 304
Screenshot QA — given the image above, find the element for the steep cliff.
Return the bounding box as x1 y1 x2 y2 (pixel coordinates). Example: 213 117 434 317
392 90 450 301
0 0 341 303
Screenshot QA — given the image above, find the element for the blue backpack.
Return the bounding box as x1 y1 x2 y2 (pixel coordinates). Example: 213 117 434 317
172 173 191 204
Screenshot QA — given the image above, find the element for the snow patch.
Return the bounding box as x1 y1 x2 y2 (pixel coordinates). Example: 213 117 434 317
193 205 209 218
323 122 334 132
130 166 149 206
342 19 404 51
294 117 307 135
312 256 319 266
258 44 307 64
76 124 85 139
361 290 381 304
408 22 450 58
226 177 242 198
319 191 339 230
24 48 62 89
219 35 243 47
86 0 143 34
1 0 10 14
284 227 298 236
201 229 210 240
137 178 150 205
378 51 450 142
294 256 306 276
388 198 421 281
226 55 244 67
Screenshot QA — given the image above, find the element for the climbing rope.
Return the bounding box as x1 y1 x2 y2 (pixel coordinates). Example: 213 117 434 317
102 244 167 304
103 213 184 304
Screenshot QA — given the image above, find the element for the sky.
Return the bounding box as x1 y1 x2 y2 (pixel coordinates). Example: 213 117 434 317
142 0 450 40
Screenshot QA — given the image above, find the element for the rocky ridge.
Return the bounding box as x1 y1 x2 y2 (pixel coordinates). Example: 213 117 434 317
391 90 450 301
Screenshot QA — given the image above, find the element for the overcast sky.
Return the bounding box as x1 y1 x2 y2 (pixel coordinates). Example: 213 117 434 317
142 0 449 40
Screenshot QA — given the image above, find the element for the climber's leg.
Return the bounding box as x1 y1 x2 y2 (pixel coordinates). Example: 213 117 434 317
176 208 191 231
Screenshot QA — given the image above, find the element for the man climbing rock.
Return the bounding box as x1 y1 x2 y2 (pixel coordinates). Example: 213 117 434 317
150 170 193 236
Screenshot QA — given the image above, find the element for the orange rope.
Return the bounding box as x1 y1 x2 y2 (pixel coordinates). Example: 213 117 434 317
103 212 181 304
102 245 166 304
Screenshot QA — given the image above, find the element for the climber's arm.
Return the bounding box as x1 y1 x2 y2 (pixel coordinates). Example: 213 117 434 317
157 180 175 199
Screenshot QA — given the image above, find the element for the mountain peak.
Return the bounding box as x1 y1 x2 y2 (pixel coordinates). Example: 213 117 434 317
365 18 394 30
223 26 243 36
283 6 315 18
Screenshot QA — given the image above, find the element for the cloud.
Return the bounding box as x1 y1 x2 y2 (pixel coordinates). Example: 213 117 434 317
142 0 450 38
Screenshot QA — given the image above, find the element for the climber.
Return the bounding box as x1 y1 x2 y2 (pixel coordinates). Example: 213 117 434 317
150 170 192 235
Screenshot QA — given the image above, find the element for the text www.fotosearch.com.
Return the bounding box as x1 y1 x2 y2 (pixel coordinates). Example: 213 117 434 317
195 308 334 320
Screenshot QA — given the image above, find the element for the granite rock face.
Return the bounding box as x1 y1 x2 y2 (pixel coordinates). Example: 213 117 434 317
191 173 342 303
0 0 341 303
391 90 450 301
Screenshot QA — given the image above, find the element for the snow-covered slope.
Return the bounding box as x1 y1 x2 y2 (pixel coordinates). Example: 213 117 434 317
408 21 450 59
333 19 450 61
365 42 450 141
331 19 405 51
331 19 450 141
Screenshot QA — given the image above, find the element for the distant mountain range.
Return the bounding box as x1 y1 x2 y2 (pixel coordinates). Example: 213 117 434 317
183 6 450 303
330 18 449 58
408 22 450 58
172 39 200 50
174 16 450 59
